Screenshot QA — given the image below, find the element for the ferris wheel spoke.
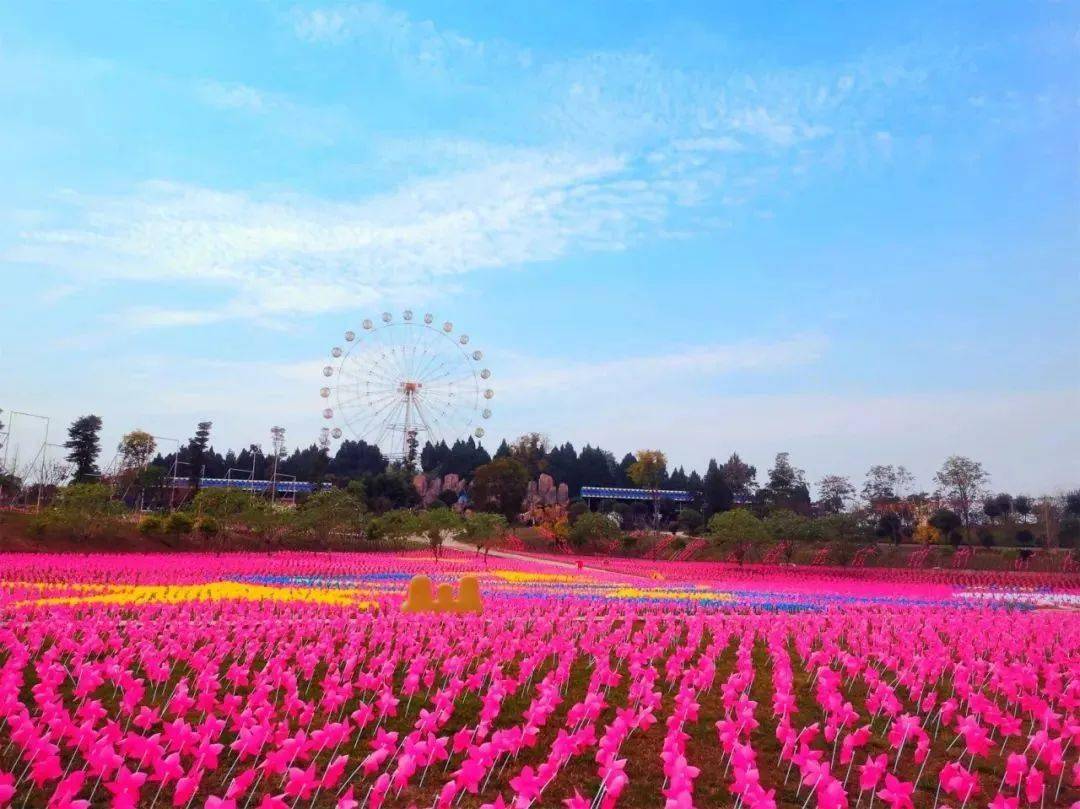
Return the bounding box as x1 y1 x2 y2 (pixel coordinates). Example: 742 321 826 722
409 396 438 442
371 398 409 452
337 388 399 412
410 346 450 384
373 325 414 381
421 373 478 392
339 359 402 390
344 393 406 437
421 369 476 390
405 327 439 380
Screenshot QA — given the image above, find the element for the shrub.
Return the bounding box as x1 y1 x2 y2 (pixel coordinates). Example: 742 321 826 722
567 500 589 524
43 483 125 540
677 508 704 535
163 512 194 534
194 516 220 536
569 511 621 550
708 509 768 545
138 514 164 535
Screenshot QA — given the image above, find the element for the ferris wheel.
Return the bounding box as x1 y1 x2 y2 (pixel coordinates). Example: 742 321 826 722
320 310 493 460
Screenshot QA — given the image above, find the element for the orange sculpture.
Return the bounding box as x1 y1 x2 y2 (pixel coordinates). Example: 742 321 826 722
401 574 483 614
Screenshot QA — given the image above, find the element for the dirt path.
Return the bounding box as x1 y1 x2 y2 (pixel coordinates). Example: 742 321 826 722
413 535 651 580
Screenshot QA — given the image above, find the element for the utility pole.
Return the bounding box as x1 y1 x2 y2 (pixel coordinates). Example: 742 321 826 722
270 427 285 504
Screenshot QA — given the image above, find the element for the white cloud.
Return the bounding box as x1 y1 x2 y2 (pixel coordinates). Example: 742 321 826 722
11 150 679 325
291 2 528 77
196 81 273 113
499 335 828 397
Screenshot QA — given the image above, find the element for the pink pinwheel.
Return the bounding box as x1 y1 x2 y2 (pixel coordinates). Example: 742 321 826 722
818 777 848 809
320 754 349 789
858 754 888 793
1023 768 1044 805
840 725 871 765
224 768 257 800
204 797 236 809
1004 753 1028 788
509 765 542 804
940 761 980 802
989 794 1019 809
563 789 590 809
336 786 358 809
0 773 14 807
453 756 487 794
284 763 319 800
876 774 915 809
172 768 203 807
105 766 146 809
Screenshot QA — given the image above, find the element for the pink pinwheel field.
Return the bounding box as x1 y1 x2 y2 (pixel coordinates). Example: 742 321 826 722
1 551 1078 809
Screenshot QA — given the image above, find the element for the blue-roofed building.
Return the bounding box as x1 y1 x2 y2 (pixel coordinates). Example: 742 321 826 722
579 486 695 504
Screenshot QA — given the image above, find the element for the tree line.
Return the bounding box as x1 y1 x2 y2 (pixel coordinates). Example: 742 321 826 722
5 414 1078 551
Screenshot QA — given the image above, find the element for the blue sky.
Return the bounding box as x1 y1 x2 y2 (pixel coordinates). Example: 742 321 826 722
1 1 1077 493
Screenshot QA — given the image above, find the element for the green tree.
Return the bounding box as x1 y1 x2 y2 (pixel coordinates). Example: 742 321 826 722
702 459 733 516
763 508 810 543
677 508 704 535
418 506 462 560
187 421 213 492
294 487 366 546
367 509 420 546
719 453 757 499
44 482 124 540
816 474 855 514
471 457 529 521
708 508 768 544
861 465 913 505
163 511 194 534
760 452 811 514
568 511 620 550
462 511 508 558
814 513 864 544
194 487 260 528
118 430 156 471
64 415 103 482
118 429 157 507
510 432 550 478
240 500 290 552
1063 490 1080 517
929 508 963 545
934 456 988 542
627 449 668 527
875 511 905 545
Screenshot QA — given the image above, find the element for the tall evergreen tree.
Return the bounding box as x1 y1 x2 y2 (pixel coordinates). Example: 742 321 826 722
187 421 212 492
64 414 103 483
702 458 734 516
720 452 757 498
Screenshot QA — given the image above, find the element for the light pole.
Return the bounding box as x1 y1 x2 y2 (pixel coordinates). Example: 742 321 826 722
4 410 51 512
270 427 285 504
150 436 181 511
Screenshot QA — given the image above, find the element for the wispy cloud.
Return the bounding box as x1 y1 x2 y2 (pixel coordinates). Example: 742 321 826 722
291 2 530 77
6 3 1041 330
13 150 677 325
499 334 828 398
